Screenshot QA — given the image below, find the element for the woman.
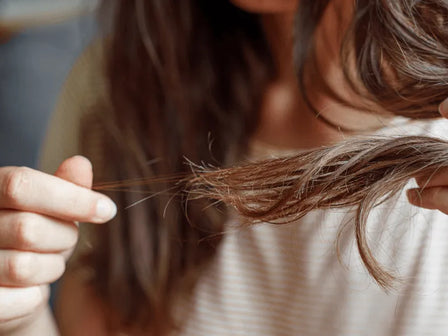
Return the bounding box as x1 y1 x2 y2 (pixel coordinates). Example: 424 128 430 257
2 0 448 335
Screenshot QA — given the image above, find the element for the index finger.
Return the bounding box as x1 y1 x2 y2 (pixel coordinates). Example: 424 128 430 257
0 167 116 223
415 167 448 190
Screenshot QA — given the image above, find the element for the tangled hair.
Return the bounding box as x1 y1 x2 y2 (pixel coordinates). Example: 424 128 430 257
183 135 448 290
95 135 448 291
84 1 273 334
81 0 448 334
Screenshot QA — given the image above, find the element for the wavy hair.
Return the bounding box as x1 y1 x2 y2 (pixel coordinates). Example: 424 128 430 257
79 0 448 334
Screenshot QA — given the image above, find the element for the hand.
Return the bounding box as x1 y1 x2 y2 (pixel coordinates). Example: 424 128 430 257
0 156 116 331
407 168 448 215
407 99 448 213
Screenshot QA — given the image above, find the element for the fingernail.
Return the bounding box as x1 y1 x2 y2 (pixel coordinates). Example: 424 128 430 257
406 188 420 205
439 98 448 117
95 198 117 221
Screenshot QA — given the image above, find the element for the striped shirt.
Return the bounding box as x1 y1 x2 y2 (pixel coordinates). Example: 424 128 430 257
42 44 448 335
178 119 448 335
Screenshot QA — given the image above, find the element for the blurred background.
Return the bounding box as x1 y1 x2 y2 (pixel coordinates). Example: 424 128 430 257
0 0 100 308
0 0 98 168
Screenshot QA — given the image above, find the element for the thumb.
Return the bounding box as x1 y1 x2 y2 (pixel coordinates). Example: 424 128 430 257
54 155 93 189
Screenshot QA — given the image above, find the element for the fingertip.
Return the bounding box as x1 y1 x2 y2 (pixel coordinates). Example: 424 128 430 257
55 156 93 189
69 156 93 172
58 156 92 174
91 197 117 223
439 98 448 118
414 176 426 188
407 186 448 213
406 188 421 206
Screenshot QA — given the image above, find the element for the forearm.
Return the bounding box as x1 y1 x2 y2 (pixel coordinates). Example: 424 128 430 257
0 306 59 336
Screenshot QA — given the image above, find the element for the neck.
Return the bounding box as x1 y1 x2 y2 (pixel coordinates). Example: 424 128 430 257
253 7 392 151
256 11 340 150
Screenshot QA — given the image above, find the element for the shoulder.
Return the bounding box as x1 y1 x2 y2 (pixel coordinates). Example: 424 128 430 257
55 269 109 336
378 117 448 139
39 40 108 174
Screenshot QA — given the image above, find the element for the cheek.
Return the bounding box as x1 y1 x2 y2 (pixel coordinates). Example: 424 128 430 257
230 0 299 13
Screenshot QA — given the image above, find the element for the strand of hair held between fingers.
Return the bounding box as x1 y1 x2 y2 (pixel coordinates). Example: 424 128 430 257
93 135 448 290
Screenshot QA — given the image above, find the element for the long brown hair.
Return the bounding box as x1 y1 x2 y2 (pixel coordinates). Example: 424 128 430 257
81 0 273 334
79 0 448 334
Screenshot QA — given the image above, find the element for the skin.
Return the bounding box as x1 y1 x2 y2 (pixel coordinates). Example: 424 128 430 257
0 157 116 335
2 0 448 334
230 0 299 13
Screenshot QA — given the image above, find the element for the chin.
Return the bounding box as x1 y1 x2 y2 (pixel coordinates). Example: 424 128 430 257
230 0 299 13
